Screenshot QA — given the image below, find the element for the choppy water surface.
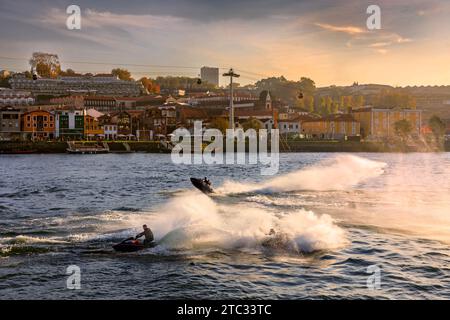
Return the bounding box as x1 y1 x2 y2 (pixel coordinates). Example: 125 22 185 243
0 153 449 299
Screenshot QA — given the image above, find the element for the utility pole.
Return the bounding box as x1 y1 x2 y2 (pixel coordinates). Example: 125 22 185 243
223 68 240 129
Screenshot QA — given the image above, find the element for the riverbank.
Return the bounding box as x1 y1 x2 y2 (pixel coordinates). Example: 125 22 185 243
0 141 169 154
1 140 447 154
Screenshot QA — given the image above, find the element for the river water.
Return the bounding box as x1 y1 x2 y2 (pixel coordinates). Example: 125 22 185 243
0 153 449 299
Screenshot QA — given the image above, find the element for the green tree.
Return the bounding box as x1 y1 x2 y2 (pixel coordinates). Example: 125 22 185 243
255 76 315 105
319 97 326 115
294 98 305 110
394 119 413 141
332 102 339 114
374 90 416 109
306 96 315 113
0 74 11 88
428 115 446 142
60 68 77 76
326 96 333 115
298 77 316 95
355 95 365 108
209 117 229 134
242 117 263 131
112 68 133 81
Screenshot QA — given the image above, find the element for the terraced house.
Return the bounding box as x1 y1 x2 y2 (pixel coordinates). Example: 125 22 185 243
0 107 22 140
21 109 55 140
54 109 84 139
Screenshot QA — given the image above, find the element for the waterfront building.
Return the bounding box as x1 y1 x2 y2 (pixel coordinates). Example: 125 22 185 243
103 124 118 140
111 111 133 137
200 66 219 87
139 106 177 136
21 109 55 140
0 88 35 106
10 73 144 97
98 114 118 140
84 114 104 139
0 107 22 140
301 114 360 140
351 106 422 139
278 115 315 136
54 109 84 139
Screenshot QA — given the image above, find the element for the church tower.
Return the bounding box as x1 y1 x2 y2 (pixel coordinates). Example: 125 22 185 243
265 91 272 110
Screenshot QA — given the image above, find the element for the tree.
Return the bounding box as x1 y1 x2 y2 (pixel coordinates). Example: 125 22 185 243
373 90 416 109
0 74 11 88
355 95 365 108
29 52 61 78
140 77 160 94
319 97 326 115
306 96 315 113
428 115 446 142
394 119 413 140
332 102 339 114
112 68 133 81
298 77 316 95
60 68 77 76
241 117 263 131
325 96 333 115
294 98 305 110
255 76 305 105
209 117 228 134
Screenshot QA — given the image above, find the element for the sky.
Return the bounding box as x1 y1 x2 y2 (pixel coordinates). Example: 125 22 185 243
1 0 450 87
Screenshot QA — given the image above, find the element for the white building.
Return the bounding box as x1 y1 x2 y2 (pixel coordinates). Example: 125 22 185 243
9 73 144 97
54 109 84 138
0 88 35 106
279 119 301 135
103 124 118 140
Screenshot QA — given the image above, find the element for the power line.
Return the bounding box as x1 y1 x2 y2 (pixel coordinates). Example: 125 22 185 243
0 56 229 71
0 56 279 79
0 55 305 91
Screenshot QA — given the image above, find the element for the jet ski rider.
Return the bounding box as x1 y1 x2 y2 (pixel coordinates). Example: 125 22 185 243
204 177 211 186
135 224 154 245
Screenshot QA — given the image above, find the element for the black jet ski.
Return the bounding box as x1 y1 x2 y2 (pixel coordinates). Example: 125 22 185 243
190 177 214 194
113 237 156 252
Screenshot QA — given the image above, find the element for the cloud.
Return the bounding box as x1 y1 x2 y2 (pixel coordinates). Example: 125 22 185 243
315 23 366 35
369 42 390 48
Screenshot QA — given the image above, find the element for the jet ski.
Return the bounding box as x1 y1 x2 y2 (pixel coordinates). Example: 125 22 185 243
113 237 156 252
190 177 214 194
